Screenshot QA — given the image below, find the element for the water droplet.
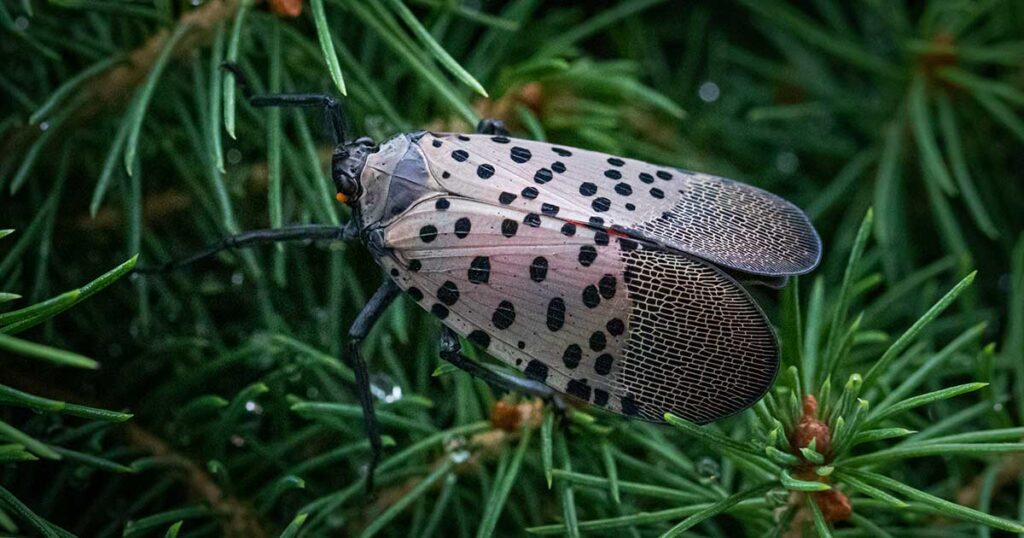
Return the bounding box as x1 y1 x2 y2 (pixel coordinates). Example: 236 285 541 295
14 17 29 31
698 81 720 103
775 151 799 175
227 148 242 164
449 450 470 464
370 373 403 403
696 457 720 482
39 122 50 131
230 271 244 286
245 400 263 414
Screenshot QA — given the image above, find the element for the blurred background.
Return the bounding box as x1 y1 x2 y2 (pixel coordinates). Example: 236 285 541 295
1 1 1023 536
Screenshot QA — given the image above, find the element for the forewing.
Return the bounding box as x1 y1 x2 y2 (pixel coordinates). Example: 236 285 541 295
417 133 821 276
381 196 779 424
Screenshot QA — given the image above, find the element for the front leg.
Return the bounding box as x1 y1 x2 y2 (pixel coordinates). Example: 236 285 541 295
475 118 511 136
346 279 401 493
136 223 359 274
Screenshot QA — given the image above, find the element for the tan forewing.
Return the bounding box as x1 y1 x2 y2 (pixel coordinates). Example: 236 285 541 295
417 133 821 277
380 195 779 423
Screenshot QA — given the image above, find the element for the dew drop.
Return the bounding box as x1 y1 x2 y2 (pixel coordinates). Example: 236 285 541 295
775 151 799 175
244 400 263 414
698 81 720 103
370 373 403 403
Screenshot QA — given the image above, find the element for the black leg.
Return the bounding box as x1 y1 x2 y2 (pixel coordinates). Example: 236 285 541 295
439 328 565 411
136 223 358 274
475 118 510 136
347 279 401 494
222 62 346 144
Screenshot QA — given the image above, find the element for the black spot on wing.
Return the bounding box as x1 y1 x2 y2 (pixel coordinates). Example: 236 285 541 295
563 344 581 368
546 298 566 331
454 217 472 238
468 330 491 348
530 257 549 282
431 303 449 319
566 379 591 401
578 246 597 267
419 225 438 243
598 275 617 299
525 360 548 382
510 146 532 163
594 354 614 375
492 300 516 330
501 219 518 237
437 281 460 305
582 285 600 308
468 256 491 284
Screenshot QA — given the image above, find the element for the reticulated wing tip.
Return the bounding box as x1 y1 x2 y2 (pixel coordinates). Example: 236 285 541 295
615 249 779 424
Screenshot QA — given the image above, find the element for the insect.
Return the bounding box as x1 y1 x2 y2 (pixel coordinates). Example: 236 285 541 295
150 64 821 490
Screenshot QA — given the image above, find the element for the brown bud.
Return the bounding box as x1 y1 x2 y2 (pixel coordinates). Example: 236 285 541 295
490 400 521 432
814 489 852 522
791 395 831 459
490 398 545 432
269 0 302 18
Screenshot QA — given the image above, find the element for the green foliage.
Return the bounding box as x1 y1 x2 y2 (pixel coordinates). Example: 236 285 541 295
1 1 1023 537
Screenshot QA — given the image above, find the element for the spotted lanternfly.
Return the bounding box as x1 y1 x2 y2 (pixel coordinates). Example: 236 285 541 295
153 66 821 489
346 129 820 424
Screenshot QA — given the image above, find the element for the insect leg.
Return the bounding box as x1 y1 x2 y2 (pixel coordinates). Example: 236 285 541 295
347 279 401 494
222 62 346 144
438 328 565 412
136 223 358 274
474 118 510 136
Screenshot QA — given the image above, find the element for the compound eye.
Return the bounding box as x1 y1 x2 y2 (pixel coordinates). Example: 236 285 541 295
342 177 359 195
